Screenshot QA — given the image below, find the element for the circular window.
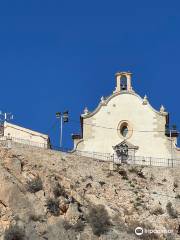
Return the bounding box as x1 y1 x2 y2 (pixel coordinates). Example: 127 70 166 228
117 120 133 139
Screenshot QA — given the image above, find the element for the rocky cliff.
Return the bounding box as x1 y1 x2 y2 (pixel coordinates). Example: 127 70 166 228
0 143 180 240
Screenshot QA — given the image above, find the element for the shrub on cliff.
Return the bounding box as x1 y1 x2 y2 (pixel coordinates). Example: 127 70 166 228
87 204 111 236
26 176 43 193
46 198 60 216
166 202 178 218
53 183 67 198
4 224 25 240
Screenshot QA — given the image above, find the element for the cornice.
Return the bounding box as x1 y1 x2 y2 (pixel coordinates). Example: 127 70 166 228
81 91 168 119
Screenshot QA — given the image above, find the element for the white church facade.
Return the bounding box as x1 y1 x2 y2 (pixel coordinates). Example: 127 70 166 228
72 72 180 164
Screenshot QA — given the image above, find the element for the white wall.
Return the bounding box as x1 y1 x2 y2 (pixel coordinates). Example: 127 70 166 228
74 92 180 160
3 122 49 148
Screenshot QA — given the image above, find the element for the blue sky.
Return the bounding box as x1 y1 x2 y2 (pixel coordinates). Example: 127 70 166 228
0 0 180 148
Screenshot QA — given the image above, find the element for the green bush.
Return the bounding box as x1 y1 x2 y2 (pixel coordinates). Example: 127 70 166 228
151 206 164 215
118 169 128 180
81 175 93 182
87 204 111 236
175 194 180 199
53 183 67 198
73 219 85 232
99 181 106 187
174 181 178 188
26 176 43 193
46 198 60 216
4 224 25 240
63 219 85 232
166 202 178 218
63 220 72 230
137 170 146 179
128 166 140 173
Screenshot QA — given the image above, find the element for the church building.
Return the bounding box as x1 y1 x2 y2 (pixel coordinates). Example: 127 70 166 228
72 72 180 164
0 121 50 149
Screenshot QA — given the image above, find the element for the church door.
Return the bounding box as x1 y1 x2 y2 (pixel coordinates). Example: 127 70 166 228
115 143 129 163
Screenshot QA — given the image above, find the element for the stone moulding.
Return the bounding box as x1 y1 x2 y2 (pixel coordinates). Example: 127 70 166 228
81 91 168 119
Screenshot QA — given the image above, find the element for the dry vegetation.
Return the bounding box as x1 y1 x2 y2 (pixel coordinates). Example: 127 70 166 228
0 144 180 239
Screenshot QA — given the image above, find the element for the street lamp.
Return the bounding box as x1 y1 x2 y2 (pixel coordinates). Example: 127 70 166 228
56 111 69 148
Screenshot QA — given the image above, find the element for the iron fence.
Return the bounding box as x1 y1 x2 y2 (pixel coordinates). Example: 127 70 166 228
72 150 180 168
113 154 180 167
0 136 180 168
0 136 48 149
67 149 180 168
75 149 112 162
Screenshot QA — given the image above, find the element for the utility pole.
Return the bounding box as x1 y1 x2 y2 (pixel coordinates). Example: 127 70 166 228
56 111 69 148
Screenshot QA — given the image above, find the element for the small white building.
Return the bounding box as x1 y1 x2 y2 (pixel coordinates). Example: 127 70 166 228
72 72 180 165
1 122 50 148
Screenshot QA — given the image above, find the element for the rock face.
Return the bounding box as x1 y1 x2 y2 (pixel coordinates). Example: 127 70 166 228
0 143 180 239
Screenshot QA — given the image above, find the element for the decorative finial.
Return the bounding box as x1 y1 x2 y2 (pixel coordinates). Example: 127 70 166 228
101 96 105 103
84 107 89 115
143 95 148 105
160 105 165 113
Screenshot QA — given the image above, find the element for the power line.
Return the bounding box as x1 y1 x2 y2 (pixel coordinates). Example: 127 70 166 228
47 119 59 134
70 119 180 134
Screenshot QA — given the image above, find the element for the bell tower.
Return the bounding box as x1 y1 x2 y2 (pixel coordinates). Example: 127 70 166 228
114 72 133 93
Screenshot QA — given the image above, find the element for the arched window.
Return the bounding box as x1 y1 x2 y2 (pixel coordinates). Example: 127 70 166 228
120 75 127 90
117 120 133 139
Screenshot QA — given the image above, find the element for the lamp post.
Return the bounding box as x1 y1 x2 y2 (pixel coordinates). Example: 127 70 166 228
56 111 69 148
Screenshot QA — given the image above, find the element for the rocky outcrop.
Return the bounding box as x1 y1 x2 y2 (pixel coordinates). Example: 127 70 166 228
0 144 180 239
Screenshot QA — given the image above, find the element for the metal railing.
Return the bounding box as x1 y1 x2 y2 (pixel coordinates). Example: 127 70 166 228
0 136 180 168
0 136 48 149
69 150 180 168
74 151 180 167
113 154 180 167
75 149 112 162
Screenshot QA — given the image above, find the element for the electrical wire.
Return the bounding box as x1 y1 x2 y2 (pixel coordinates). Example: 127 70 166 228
70 118 180 134
47 119 59 134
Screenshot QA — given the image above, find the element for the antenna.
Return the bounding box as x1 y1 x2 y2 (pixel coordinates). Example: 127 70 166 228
0 111 13 123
